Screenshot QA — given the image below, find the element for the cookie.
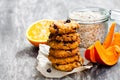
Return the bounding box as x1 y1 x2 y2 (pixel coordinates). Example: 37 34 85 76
49 20 80 34
49 47 79 58
52 61 82 72
48 54 81 65
49 33 80 42
47 39 80 50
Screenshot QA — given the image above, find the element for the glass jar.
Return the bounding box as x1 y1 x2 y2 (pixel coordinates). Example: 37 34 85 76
69 7 110 48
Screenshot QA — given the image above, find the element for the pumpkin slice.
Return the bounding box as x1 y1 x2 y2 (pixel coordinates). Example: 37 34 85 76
85 46 91 61
114 45 120 56
103 22 116 49
111 32 120 46
90 46 96 63
85 45 96 63
95 41 119 66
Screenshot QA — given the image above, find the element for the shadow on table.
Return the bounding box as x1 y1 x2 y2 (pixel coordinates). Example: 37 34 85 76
16 46 39 58
89 63 119 80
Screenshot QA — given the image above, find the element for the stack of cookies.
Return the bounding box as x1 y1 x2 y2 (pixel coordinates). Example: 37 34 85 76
47 20 84 71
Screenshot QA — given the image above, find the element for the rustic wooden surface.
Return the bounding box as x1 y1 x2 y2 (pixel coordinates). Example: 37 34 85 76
0 0 120 80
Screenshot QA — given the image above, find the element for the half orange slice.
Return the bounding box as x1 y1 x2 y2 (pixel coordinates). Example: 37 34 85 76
26 19 54 47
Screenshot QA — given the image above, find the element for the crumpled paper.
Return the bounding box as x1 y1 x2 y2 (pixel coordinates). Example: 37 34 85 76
36 44 92 78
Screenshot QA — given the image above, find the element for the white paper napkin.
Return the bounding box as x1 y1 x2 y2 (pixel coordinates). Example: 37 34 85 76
36 44 92 78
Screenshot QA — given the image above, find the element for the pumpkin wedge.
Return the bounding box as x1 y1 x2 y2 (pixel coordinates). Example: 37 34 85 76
114 45 120 56
95 41 119 66
90 46 96 63
85 45 96 63
85 46 91 61
103 22 116 49
111 32 120 46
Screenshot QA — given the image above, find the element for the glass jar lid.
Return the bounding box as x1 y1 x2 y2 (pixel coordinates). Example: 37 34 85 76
69 7 110 24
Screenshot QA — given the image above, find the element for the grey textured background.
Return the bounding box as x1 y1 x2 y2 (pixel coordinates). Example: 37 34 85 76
0 0 120 80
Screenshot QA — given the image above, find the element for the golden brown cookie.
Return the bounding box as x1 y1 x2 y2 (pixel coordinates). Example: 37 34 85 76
52 61 83 72
49 47 79 58
49 33 80 42
47 39 80 50
49 20 80 34
48 54 81 65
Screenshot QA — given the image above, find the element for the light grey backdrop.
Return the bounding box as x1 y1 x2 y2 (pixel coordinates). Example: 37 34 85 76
0 0 120 80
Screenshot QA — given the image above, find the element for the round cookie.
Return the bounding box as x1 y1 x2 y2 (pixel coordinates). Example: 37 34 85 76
48 54 81 65
49 33 80 42
52 61 83 72
49 47 79 58
49 20 80 34
47 39 80 50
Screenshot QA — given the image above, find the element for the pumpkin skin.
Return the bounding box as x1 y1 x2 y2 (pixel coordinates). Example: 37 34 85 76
90 46 96 63
85 48 91 61
85 45 96 63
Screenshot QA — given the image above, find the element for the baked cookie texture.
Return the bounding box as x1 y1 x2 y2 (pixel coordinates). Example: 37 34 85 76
49 47 79 58
49 33 80 42
47 20 84 71
48 54 80 65
49 20 79 34
52 61 81 72
47 39 80 50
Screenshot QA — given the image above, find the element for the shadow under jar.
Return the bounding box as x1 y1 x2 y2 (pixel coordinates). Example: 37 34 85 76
69 7 110 48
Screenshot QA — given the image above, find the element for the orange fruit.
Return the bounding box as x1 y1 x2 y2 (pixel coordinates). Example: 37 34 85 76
26 19 54 47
